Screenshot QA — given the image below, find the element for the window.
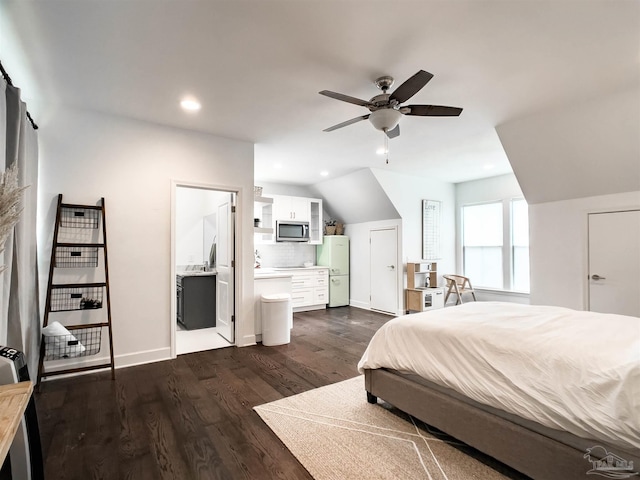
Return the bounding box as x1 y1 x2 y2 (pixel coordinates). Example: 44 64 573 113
462 198 529 292
462 203 503 289
511 199 530 292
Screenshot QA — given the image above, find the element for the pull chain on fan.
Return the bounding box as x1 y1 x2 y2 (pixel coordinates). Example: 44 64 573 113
384 133 389 165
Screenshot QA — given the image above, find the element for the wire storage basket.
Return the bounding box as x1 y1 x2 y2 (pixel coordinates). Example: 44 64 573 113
55 246 99 268
60 206 100 229
43 325 102 360
50 285 104 312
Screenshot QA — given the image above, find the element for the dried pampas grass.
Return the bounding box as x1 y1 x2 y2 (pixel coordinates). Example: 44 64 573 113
0 163 28 273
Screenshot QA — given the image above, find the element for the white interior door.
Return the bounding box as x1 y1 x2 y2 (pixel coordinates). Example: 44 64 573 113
370 228 398 314
216 195 235 343
588 210 640 316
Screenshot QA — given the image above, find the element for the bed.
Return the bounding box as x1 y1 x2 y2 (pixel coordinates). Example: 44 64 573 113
357 302 640 480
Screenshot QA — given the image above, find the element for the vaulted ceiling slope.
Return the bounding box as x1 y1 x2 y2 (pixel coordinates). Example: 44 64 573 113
310 169 400 225
497 86 640 204
2 1 638 187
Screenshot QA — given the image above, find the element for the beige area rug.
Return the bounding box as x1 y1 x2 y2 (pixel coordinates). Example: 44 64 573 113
254 376 520 480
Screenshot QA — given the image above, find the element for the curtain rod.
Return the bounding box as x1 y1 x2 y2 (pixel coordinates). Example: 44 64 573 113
0 59 39 130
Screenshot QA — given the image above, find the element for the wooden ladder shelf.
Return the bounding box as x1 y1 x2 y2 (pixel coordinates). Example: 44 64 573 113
37 194 115 386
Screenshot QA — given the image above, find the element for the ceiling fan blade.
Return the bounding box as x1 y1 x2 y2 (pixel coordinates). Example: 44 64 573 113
323 114 370 132
385 124 400 139
404 105 463 116
389 70 433 104
319 90 372 107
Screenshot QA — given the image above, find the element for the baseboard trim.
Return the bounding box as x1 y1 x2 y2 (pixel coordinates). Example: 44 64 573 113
350 301 400 316
293 304 326 313
349 300 370 310
116 347 172 368
240 334 257 347
41 347 172 381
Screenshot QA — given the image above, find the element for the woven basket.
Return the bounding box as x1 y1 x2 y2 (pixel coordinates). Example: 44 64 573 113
335 223 344 235
325 226 336 235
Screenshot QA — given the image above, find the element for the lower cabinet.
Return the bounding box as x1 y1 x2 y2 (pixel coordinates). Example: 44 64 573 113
286 268 329 312
177 274 217 330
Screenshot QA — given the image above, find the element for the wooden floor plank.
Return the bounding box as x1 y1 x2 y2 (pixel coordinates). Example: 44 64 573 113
32 307 390 479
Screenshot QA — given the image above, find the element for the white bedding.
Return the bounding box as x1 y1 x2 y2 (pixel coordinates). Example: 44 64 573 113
357 301 640 451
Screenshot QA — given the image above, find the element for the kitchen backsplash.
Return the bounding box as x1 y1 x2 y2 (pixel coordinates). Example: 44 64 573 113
257 243 316 268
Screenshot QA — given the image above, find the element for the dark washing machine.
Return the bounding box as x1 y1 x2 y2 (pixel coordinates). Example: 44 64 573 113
0 346 44 480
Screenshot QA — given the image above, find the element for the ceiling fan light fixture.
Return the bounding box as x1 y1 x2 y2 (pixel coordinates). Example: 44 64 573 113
368 108 402 132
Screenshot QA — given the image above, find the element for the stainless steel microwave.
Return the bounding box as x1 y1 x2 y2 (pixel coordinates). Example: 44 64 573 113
276 221 310 242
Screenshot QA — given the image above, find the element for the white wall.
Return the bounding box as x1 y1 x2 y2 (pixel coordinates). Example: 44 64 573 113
258 182 317 198
371 168 456 287
310 169 400 224
37 106 256 369
345 219 403 314
529 190 640 309
257 243 316 269
175 187 229 267
456 173 524 207
497 87 640 204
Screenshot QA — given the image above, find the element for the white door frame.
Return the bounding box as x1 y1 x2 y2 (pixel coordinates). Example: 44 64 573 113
582 205 640 310
170 180 241 358
586 208 640 315
369 226 403 316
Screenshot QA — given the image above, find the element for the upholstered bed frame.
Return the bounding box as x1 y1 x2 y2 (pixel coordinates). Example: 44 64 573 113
364 368 640 480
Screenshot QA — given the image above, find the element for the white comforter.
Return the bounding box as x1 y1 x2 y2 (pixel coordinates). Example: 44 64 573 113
357 302 640 451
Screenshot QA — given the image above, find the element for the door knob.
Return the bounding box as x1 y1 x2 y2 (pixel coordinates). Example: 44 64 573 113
387 265 395 269
591 274 606 280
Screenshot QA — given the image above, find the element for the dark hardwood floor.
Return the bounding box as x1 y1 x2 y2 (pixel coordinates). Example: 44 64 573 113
35 306 392 479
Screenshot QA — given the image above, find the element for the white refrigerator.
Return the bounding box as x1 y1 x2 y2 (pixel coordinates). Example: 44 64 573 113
316 235 349 307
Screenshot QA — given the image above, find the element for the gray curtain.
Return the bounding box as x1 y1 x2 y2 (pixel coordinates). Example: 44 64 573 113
0 80 7 346
3 80 40 379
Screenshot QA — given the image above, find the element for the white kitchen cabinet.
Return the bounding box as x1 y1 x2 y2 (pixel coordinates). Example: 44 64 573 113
273 195 310 222
309 199 322 245
277 267 328 312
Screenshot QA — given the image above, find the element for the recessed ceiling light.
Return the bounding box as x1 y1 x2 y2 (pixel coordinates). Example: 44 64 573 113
483 164 496 170
376 147 388 155
180 98 201 112
320 171 329 177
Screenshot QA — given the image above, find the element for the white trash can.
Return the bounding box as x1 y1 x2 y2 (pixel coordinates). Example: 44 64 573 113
261 293 292 346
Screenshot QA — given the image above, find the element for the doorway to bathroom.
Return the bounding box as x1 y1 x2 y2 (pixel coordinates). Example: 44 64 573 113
172 183 236 355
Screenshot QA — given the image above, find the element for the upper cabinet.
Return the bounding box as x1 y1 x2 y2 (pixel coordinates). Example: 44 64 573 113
257 194 323 245
273 195 311 222
309 200 322 244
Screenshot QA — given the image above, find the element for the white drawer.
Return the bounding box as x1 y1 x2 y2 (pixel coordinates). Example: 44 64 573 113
291 288 313 306
291 275 313 289
314 275 328 287
313 287 329 304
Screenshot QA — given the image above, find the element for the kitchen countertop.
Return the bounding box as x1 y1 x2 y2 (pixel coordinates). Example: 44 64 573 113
254 269 293 279
268 266 329 271
254 266 328 279
177 269 217 277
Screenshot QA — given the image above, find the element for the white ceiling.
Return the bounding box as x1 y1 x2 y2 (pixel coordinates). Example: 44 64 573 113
2 1 638 186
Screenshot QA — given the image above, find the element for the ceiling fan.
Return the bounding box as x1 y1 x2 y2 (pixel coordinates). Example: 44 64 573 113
319 70 462 139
